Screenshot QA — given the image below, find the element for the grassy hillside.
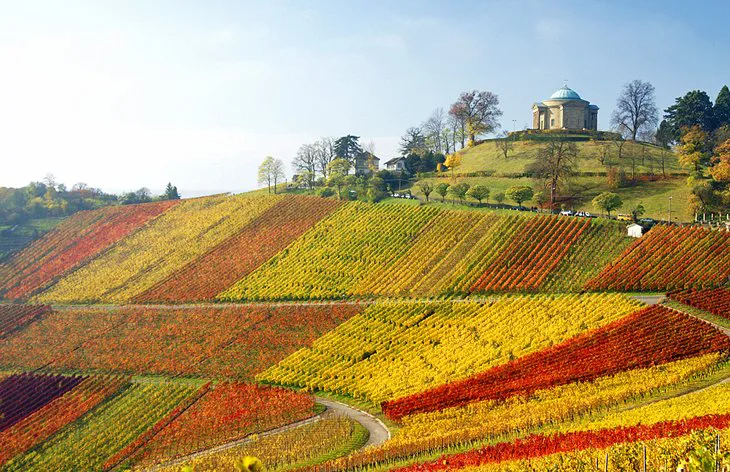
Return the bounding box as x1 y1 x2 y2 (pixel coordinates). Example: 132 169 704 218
411 175 692 222
458 138 681 176
407 137 692 222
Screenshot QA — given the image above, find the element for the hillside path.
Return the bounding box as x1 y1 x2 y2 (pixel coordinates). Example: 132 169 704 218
315 397 391 448
142 396 390 471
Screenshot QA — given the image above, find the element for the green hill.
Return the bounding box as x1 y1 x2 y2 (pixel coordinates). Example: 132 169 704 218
410 136 692 222
457 137 681 176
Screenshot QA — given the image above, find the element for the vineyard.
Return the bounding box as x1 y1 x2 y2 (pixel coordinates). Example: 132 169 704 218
2 192 730 470
586 225 730 292
0 303 360 379
258 295 643 403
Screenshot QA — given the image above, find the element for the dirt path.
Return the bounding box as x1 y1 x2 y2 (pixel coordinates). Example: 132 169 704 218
631 294 666 305
143 396 390 471
315 397 391 448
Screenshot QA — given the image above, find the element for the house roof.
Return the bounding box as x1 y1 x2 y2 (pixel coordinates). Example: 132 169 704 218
384 157 405 165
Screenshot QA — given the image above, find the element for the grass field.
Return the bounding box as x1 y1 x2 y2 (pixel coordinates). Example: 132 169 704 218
458 138 681 176
410 175 692 222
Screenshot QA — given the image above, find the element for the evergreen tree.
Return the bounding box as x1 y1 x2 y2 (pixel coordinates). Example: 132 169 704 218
163 182 180 200
714 85 730 129
663 90 715 140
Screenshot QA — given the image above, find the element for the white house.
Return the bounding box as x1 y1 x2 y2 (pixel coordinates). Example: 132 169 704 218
384 157 407 172
627 223 643 238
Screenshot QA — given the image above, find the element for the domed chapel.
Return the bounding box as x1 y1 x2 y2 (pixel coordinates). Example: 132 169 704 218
532 85 599 131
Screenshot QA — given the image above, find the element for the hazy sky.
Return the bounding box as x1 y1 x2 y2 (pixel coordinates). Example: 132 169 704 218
2 0 729 196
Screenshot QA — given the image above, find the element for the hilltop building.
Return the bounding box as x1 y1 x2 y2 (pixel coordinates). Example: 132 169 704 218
532 85 599 131
354 152 380 176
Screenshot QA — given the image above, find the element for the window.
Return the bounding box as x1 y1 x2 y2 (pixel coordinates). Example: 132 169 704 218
550 118 555 127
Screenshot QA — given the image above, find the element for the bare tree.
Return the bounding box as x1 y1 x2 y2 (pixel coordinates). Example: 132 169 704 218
495 131 514 159
272 158 286 194
423 108 446 153
447 112 466 151
449 90 503 146
527 136 580 208
293 143 318 188
399 127 427 156
314 137 336 180
611 80 659 141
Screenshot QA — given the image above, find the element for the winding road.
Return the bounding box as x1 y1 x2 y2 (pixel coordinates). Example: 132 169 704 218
144 396 390 471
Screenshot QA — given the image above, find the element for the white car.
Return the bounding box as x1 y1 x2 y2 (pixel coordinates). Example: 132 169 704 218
559 210 574 216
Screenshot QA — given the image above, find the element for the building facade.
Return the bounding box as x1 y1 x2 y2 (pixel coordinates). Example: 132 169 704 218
532 85 599 131
354 152 380 176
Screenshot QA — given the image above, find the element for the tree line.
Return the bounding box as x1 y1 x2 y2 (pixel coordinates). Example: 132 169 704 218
0 174 181 226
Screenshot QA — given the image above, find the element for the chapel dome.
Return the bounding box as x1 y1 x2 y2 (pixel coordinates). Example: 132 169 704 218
550 85 582 100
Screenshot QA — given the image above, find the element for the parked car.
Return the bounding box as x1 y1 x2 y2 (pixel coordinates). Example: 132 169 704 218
575 211 593 218
617 213 633 222
559 210 574 216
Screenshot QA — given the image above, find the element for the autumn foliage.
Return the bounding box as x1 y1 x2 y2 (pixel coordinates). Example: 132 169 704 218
668 287 730 320
585 225 730 291
382 306 730 420
134 196 340 302
1 201 176 300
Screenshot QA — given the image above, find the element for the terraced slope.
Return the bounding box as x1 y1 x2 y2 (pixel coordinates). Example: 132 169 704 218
134 196 341 303
586 225 730 292
34 193 282 304
258 294 642 403
0 304 361 379
0 201 176 300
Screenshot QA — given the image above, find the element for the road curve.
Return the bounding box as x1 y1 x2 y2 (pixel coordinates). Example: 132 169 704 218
315 397 391 448
142 396 390 471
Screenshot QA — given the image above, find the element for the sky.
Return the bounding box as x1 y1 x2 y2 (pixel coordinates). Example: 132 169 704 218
1 0 729 196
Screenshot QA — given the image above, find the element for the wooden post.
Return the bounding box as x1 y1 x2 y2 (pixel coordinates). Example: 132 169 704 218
605 452 609 472
716 433 721 472
643 445 647 472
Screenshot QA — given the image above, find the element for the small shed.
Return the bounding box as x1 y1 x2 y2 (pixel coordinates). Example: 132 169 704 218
627 223 643 238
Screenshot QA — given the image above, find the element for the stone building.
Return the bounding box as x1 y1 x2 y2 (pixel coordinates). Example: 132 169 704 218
532 85 599 131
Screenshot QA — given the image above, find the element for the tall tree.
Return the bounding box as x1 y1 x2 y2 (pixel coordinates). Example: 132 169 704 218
163 183 180 200
399 127 427 156
333 135 363 163
314 137 336 180
714 85 730 129
449 90 503 146
527 136 580 208
326 158 351 199
677 125 710 174
664 90 716 140
423 108 446 153
271 158 285 194
710 139 730 183
258 156 275 193
610 80 659 141
293 143 318 188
